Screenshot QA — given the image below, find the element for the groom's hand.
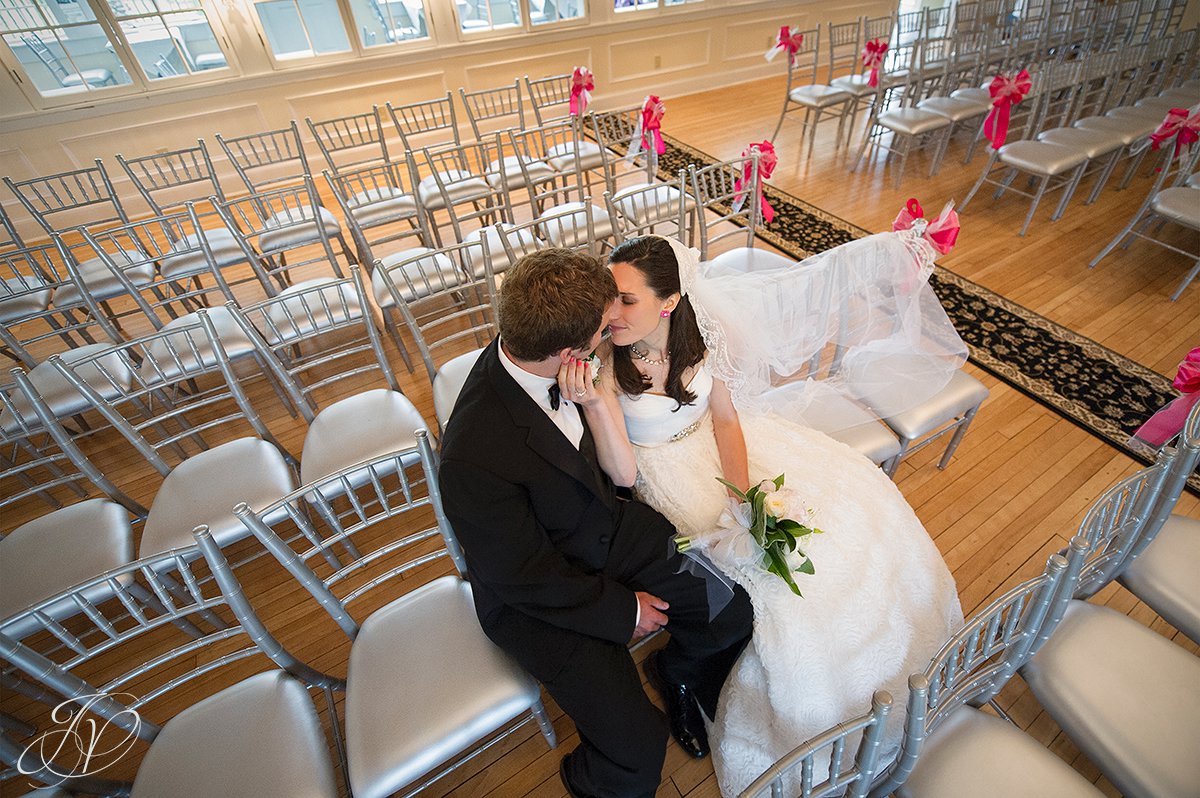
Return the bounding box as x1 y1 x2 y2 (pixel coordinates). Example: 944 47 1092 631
632 591 670 642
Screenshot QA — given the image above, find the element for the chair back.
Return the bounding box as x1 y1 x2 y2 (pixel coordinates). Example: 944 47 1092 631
870 542 1086 796
1130 398 1200 560
219 434 467 643
923 4 952 38
229 265 398 415
524 72 573 125
45 311 290 477
589 106 660 194
688 151 761 262
738 691 893 798
4 160 129 236
827 18 865 84
459 80 526 139
306 106 391 173
419 137 515 242
323 158 427 263
19 32 70 84
1 369 143 518
779 25 823 90
216 121 313 193
81 205 238 328
0 203 25 252
0 241 119 369
215 174 354 289
385 93 461 153
509 119 588 212
0 542 332 791
115 139 229 217
604 170 689 242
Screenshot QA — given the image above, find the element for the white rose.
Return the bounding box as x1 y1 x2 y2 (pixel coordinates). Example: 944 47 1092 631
757 480 778 495
763 491 789 517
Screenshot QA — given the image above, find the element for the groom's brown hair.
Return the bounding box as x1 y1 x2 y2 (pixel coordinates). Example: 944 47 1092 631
499 248 617 362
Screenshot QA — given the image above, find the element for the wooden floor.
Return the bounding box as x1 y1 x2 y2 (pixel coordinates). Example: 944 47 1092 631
3 71 1200 798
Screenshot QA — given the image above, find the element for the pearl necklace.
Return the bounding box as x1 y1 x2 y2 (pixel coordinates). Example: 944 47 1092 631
630 344 669 366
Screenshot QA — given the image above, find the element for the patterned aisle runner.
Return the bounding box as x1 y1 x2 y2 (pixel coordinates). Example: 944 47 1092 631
644 131 1197 494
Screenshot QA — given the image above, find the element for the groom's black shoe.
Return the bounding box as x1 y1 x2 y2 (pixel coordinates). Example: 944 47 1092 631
645 650 710 759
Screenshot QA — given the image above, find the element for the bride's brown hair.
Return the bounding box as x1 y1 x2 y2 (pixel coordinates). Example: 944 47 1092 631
609 236 707 409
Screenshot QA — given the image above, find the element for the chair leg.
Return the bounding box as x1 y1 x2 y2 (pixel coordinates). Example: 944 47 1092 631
1089 209 1143 267
960 152 999 211
1050 163 1088 221
938 405 981 469
1085 150 1122 204
532 698 558 748
1171 259 1200 301
1019 176 1050 236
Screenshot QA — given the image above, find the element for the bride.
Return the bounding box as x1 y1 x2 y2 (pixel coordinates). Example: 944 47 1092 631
579 233 965 795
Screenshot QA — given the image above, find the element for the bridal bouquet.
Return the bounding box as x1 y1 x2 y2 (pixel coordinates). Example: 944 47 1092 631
679 474 822 596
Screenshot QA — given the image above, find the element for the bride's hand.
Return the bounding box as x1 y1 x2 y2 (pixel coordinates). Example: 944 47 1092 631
557 356 601 408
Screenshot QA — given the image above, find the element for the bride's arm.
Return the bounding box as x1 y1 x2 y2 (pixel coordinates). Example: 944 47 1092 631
560 352 638 487
710 378 750 496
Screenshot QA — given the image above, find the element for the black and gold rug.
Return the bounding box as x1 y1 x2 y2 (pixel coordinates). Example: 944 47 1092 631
647 131 1198 495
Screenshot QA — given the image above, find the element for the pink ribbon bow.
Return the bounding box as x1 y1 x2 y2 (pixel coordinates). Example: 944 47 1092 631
982 69 1032 150
1148 107 1200 159
640 95 666 156
569 66 594 117
733 141 778 224
892 198 960 255
765 25 804 64
861 39 888 88
1132 347 1200 447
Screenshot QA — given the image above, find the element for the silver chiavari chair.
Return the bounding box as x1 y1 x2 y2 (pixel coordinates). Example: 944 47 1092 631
306 105 392 173
199 437 556 798
688 150 794 271
772 26 854 157
322 156 429 269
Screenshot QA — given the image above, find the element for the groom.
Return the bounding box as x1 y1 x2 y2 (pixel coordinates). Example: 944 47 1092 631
439 248 753 798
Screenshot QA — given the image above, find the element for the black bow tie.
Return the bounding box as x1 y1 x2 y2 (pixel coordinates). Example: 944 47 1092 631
548 383 562 411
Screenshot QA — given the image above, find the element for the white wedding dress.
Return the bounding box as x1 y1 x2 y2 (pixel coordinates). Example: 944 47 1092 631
620 363 963 796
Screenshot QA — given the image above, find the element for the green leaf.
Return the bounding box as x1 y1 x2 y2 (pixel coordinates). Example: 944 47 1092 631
765 544 803 597
715 477 748 502
776 519 802 533
798 557 815 575
773 474 786 489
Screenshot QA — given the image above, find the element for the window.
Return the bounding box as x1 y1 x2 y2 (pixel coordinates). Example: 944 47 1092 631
351 0 429 47
455 0 520 33
252 0 351 59
1 0 132 95
613 0 698 11
1 0 231 101
529 0 583 26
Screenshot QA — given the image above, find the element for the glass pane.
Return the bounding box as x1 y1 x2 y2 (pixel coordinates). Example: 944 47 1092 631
254 0 349 58
351 0 428 46
613 0 655 12
156 0 203 11
530 0 583 25
4 26 129 95
118 16 181 77
38 0 98 24
456 0 519 32
163 10 225 70
107 0 159 16
662 0 698 5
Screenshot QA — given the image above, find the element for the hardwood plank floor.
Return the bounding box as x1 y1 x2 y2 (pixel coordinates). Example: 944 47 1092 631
2 68 1198 798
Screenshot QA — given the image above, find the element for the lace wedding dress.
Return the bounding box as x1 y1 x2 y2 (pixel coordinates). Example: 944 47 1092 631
620 363 963 796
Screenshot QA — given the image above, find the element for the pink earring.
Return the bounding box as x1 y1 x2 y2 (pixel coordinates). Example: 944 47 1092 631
660 309 671 318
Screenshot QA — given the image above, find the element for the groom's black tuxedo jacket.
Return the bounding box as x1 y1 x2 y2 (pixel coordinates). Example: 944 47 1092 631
440 339 654 673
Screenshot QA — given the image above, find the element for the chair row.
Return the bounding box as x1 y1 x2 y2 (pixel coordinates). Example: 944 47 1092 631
739 397 1200 797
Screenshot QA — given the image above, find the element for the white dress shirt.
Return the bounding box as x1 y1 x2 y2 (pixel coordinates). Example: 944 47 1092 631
498 340 584 449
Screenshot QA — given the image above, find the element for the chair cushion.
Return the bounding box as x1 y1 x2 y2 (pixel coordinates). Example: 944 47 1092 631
261 278 362 345
1021 600 1200 798
897 707 1105 798
540 201 615 248
345 576 540 798
1187 172 1200 189
0 499 133 637
1120 514 1200 642
0 343 133 434
53 250 154 305
706 247 795 273
548 140 605 171
0 275 51 325
349 187 418 228
462 225 537 276
998 140 1088 174
61 68 112 88
1073 114 1158 143
131 671 338 798
1150 187 1200 227
918 96 989 122
831 73 875 96
1037 127 1123 158
142 306 256 382
161 226 247 278
790 388 901 465
373 247 463 307
950 86 991 105
433 349 484 428
788 84 852 108
486 155 556 189
879 370 990 441
299 388 426 489
417 171 491 210
258 205 342 252
611 183 690 225
878 108 951 136
139 437 295 558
